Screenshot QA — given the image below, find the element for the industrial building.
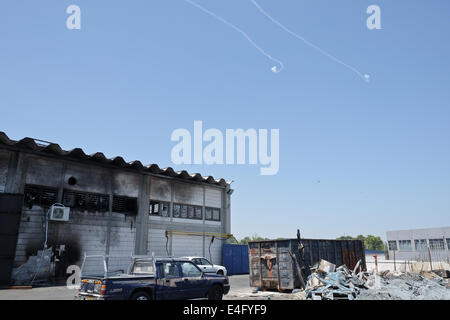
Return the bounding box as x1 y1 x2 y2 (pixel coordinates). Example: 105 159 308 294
386 227 450 262
0 132 232 285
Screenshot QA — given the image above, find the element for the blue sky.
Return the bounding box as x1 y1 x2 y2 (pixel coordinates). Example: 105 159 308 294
1 1 449 241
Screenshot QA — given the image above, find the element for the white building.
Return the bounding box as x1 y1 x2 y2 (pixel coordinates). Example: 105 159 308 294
386 227 450 262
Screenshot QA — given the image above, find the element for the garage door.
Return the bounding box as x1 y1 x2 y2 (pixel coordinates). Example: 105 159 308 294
171 235 223 265
171 235 204 259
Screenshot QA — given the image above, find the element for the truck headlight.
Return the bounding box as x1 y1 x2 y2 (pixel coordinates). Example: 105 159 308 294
94 281 102 294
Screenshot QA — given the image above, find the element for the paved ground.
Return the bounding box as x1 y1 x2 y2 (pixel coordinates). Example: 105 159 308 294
0 274 294 300
0 285 77 300
225 275 303 300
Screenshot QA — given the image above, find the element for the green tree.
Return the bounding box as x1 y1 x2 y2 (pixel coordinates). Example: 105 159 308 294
336 235 354 240
364 235 386 251
232 234 270 245
336 234 386 251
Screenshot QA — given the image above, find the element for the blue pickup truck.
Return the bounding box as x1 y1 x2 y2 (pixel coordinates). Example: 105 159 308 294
77 256 230 300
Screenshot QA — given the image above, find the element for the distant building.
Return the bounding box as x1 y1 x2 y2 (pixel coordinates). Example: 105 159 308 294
386 227 450 261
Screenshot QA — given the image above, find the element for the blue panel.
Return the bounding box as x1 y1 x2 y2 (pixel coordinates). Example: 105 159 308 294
222 244 249 275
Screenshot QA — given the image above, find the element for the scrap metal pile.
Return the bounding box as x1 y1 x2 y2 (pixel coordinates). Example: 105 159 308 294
305 259 368 300
304 259 450 300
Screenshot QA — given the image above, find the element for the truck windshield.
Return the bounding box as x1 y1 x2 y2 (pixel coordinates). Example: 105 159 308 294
132 261 155 274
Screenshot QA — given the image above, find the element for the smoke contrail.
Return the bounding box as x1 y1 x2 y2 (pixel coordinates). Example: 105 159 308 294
184 0 284 73
249 0 370 82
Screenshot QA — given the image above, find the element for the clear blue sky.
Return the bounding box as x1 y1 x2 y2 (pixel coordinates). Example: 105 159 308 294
1 1 449 241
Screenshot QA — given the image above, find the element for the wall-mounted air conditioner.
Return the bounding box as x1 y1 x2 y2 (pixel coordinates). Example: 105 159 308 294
49 204 70 222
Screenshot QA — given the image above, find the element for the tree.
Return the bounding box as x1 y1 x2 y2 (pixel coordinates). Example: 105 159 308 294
232 234 269 245
336 234 386 251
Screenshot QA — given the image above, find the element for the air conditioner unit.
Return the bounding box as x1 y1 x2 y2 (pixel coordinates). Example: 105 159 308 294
49 204 70 222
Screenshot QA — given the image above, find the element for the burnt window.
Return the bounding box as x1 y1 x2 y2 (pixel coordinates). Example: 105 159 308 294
149 200 169 217
172 203 202 220
113 195 138 215
173 204 181 218
24 185 58 209
205 207 220 221
62 190 109 212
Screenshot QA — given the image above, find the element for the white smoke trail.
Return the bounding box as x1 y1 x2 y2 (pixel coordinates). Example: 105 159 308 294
249 0 370 82
184 0 284 73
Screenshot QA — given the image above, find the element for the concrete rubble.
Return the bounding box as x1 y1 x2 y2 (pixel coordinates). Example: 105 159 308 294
302 259 450 300
11 248 54 286
357 271 450 300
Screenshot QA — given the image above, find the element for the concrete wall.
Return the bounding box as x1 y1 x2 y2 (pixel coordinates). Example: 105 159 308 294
366 259 450 273
386 227 450 262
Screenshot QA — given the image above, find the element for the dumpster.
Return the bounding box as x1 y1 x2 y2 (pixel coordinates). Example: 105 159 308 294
222 244 249 275
248 238 366 291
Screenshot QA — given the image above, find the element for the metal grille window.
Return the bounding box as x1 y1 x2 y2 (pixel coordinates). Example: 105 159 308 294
173 204 181 218
205 207 220 221
112 196 138 215
428 239 445 251
414 239 427 251
398 240 412 251
172 203 202 220
388 240 398 251
23 185 58 209
149 200 169 217
63 190 109 212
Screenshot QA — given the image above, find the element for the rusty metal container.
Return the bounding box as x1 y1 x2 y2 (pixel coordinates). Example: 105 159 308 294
248 238 366 291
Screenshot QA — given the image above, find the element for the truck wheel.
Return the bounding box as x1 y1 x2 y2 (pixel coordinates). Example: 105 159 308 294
131 291 152 300
207 285 223 300
217 270 224 276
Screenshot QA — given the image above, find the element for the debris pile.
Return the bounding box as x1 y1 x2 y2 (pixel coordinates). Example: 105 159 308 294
11 248 54 286
304 259 450 300
357 271 450 300
305 260 367 300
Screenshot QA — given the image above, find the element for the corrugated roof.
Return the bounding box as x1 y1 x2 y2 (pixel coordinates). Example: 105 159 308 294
0 131 230 187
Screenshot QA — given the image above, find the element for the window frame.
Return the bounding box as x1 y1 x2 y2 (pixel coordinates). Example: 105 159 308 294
398 240 412 251
160 261 181 279
23 184 58 209
131 261 155 275
149 200 170 217
429 238 445 251
388 240 398 251
172 203 203 220
414 239 428 251
200 258 213 266
205 206 221 221
112 195 138 215
62 189 109 212
180 261 202 278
